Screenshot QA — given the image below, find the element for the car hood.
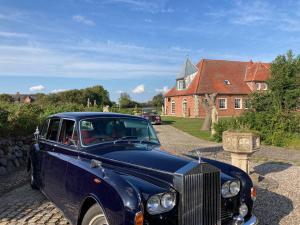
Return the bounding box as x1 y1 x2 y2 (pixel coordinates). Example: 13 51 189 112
88 143 191 174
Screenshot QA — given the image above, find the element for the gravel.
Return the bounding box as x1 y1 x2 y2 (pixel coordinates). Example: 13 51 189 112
155 124 300 225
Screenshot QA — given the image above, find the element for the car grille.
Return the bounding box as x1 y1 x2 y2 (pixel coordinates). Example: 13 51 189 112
178 164 221 225
221 208 233 223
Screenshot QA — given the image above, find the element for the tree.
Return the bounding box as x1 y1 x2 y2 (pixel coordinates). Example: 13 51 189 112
35 85 111 107
201 93 217 131
228 50 300 146
119 92 137 108
0 94 14 103
268 50 300 112
151 93 164 107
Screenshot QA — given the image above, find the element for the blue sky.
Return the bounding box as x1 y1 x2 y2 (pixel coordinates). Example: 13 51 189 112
1 0 300 102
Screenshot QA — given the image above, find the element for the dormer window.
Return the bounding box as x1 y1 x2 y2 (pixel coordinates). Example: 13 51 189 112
177 80 185 90
224 80 231 85
261 83 268 90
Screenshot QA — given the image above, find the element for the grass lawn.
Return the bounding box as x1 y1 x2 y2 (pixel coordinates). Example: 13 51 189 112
162 116 212 141
287 134 300 150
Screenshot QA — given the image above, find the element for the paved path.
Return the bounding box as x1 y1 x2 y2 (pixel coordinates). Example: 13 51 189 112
0 184 68 225
0 124 299 225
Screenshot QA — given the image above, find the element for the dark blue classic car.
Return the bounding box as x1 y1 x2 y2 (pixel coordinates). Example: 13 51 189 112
28 112 258 225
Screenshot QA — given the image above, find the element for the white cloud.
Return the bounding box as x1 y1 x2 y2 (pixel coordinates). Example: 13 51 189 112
155 86 169 93
72 15 95 26
29 85 45 92
51 89 66 93
116 90 124 94
101 0 174 14
0 31 29 38
132 84 145 94
144 18 152 23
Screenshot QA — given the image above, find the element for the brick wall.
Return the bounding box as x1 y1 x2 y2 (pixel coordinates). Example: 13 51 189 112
164 94 249 118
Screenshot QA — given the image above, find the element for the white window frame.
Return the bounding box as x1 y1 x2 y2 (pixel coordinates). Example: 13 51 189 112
182 98 187 114
234 98 242 109
219 98 227 109
256 83 261 90
261 83 268 90
171 99 176 114
177 80 183 90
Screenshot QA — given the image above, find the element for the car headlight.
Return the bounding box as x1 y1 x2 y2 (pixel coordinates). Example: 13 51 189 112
222 180 240 198
147 192 176 215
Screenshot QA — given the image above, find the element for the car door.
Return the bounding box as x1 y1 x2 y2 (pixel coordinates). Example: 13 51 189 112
42 117 69 209
33 118 49 188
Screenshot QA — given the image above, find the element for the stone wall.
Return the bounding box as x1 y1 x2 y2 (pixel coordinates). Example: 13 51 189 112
0 137 32 175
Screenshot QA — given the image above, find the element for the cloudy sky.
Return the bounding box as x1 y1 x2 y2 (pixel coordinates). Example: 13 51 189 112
1 0 300 101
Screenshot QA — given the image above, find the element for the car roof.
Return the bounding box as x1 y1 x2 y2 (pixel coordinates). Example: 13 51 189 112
49 112 144 120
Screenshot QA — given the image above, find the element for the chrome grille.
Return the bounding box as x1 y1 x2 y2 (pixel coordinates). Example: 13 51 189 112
179 167 221 225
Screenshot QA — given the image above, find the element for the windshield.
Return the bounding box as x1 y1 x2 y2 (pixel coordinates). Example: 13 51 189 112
79 117 159 146
142 108 157 115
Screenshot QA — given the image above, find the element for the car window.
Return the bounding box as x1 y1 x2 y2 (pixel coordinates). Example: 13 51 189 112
58 120 78 146
46 118 61 141
40 119 49 139
79 117 159 146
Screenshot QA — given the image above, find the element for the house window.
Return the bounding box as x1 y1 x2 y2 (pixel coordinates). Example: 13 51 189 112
256 83 261 90
219 98 227 109
224 80 231 85
234 98 242 109
244 99 251 109
261 83 268 90
182 99 187 115
177 80 185 90
171 99 175 114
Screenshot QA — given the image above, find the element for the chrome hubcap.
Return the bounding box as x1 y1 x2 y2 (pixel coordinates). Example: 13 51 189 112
88 214 108 225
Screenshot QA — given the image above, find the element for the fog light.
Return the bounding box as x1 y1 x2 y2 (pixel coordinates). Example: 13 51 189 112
239 203 248 217
233 215 244 225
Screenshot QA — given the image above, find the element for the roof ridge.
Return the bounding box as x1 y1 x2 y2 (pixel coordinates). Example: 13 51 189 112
195 59 205 93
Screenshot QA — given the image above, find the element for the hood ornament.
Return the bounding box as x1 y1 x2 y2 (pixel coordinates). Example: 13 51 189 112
196 150 202 164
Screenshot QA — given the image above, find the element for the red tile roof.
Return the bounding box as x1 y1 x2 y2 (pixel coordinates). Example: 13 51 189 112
244 61 270 81
164 59 270 97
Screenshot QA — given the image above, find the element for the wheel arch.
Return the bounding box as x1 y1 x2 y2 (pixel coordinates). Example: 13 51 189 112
77 194 105 225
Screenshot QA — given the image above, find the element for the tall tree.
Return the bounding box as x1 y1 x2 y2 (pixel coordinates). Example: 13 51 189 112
201 93 217 131
119 92 137 108
151 93 164 107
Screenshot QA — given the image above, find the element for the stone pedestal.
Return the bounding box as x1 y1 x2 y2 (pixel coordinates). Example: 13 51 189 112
223 131 260 174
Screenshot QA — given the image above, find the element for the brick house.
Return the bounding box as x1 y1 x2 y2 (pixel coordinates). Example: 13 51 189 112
13 92 36 104
164 58 270 118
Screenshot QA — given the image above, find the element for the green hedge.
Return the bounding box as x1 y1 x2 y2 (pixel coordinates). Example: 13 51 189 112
0 102 161 138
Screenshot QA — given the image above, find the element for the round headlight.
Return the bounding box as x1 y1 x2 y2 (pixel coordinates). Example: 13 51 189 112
147 195 160 212
229 181 240 196
222 180 240 198
161 193 176 209
221 182 230 197
239 203 248 217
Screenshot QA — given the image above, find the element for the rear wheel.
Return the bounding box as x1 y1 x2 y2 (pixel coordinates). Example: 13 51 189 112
82 204 109 225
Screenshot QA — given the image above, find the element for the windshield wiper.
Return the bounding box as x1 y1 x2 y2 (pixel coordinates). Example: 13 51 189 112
113 136 138 144
113 136 159 145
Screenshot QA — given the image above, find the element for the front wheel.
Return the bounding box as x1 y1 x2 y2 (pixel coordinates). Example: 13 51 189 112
82 204 109 225
29 161 38 189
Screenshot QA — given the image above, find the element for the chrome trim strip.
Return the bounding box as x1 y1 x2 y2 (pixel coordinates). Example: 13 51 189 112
244 215 258 225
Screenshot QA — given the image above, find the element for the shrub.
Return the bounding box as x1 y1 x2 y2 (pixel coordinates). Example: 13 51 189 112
9 104 43 137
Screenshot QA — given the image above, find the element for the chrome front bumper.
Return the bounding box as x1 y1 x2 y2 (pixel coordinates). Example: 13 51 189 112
244 215 258 225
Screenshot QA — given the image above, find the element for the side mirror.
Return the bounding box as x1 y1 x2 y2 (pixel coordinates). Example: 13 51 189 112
34 126 40 141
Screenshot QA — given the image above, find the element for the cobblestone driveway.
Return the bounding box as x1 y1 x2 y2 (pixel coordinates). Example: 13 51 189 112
0 124 299 225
